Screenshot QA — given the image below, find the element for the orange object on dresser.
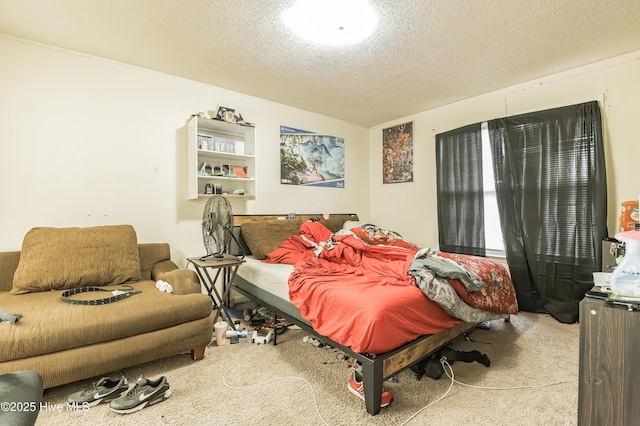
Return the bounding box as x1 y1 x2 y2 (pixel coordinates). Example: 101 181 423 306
619 200 639 232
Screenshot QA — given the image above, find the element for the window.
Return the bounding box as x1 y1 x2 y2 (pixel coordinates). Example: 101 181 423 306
481 122 504 256
435 123 485 257
437 101 607 320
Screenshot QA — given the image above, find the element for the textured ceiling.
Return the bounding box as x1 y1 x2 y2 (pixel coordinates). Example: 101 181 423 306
1 0 639 127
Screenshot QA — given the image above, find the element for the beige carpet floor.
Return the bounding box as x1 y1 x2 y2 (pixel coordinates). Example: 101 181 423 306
35 311 579 425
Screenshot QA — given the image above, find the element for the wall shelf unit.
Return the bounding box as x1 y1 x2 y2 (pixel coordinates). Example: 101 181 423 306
187 115 256 200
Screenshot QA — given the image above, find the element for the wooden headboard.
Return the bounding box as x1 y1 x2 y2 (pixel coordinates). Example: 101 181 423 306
233 213 359 226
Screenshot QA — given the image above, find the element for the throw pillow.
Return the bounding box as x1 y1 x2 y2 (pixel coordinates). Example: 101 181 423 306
240 216 359 260
241 219 304 260
11 225 141 294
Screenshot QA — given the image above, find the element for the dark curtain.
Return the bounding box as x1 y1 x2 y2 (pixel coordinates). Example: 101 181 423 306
488 101 607 322
435 123 485 256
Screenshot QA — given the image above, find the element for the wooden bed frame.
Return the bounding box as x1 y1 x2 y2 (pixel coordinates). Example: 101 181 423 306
231 214 479 416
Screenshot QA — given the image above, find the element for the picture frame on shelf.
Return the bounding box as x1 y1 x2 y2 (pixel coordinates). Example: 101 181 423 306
199 162 213 176
233 165 246 178
214 106 235 121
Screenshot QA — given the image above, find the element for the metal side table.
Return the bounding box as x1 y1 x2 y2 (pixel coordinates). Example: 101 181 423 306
187 254 245 330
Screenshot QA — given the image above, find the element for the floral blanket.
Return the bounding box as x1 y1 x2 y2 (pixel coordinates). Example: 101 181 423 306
409 248 517 322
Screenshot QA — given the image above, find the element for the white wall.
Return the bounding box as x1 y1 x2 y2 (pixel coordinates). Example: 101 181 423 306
3 35 638 261
0 36 370 264
370 51 640 248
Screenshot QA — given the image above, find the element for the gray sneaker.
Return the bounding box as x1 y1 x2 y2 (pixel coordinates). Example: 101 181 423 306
109 375 171 414
67 376 129 407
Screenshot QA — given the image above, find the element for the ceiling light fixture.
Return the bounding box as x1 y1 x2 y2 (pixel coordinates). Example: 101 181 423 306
281 0 378 46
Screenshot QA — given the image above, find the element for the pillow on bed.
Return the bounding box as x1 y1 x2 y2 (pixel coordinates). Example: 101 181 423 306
241 219 304 260
240 216 359 260
320 217 354 232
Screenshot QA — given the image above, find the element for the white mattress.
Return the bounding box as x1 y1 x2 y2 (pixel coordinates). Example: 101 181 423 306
236 256 293 302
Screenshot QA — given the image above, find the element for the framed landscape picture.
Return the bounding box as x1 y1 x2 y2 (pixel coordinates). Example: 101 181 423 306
279 125 345 188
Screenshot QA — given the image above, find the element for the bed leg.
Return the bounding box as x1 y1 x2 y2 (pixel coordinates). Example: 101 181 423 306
272 314 278 345
361 359 383 415
504 314 511 323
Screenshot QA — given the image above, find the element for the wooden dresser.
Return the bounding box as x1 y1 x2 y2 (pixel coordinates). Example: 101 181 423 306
578 296 640 425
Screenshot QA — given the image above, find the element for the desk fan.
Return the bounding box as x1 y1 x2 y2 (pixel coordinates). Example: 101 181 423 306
201 195 233 260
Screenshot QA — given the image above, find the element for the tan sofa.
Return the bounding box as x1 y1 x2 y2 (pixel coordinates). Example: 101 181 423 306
0 225 213 389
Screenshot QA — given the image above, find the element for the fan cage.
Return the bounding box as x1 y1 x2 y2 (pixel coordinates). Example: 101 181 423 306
202 195 234 259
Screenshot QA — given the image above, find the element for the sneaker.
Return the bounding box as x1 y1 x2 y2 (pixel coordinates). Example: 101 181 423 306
109 375 171 414
348 367 393 408
67 376 129 407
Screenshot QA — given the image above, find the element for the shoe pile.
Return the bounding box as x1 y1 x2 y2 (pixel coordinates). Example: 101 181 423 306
347 360 393 408
67 376 129 407
67 375 171 414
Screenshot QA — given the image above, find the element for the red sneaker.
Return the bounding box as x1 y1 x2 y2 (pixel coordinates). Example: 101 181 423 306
347 369 393 408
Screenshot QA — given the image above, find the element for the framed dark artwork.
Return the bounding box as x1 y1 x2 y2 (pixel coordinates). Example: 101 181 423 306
383 122 413 184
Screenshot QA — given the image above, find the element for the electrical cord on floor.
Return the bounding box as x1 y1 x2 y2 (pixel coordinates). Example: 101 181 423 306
223 344 578 425
399 357 457 425
441 358 578 391
221 345 329 426
400 357 578 425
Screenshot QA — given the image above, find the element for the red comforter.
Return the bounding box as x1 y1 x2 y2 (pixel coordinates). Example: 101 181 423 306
265 221 514 354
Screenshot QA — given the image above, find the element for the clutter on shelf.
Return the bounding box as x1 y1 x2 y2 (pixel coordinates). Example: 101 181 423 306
194 106 254 127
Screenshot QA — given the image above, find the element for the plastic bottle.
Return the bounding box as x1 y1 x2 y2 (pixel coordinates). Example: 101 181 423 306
610 230 640 298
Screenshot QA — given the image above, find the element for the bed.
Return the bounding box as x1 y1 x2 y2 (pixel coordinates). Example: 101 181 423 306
230 214 517 415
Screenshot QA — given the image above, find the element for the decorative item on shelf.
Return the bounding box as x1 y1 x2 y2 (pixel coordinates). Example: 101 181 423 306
213 106 255 127
214 106 234 121
233 165 246 178
223 111 235 123
195 111 211 119
212 164 224 176
204 183 214 194
198 162 213 176
211 164 223 176
198 134 212 150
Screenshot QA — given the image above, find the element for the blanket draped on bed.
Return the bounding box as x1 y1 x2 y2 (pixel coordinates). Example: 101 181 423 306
265 221 517 354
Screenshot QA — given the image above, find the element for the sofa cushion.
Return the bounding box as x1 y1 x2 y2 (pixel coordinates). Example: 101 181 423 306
138 243 172 281
0 281 212 362
11 225 141 295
